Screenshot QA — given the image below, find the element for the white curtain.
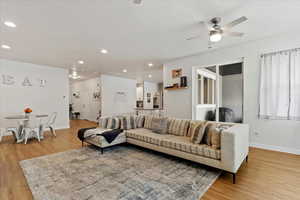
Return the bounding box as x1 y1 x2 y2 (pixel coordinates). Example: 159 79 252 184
259 48 300 120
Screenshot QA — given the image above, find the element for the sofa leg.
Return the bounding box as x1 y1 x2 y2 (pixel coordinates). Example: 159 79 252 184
231 173 236 184
100 148 103 154
246 155 248 163
82 140 84 147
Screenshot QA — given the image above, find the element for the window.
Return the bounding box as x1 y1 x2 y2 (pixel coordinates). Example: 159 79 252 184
259 48 300 120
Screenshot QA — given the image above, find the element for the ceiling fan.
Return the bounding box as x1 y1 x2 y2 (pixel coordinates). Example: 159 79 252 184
187 16 248 43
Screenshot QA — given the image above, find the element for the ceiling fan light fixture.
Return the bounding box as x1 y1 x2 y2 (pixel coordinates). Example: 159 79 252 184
209 31 222 42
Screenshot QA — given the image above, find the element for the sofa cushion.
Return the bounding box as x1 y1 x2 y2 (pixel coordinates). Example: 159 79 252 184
144 116 154 129
120 115 136 130
151 117 168 134
191 121 207 144
167 118 190 136
187 120 203 137
135 115 145 128
126 128 169 146
99 117 109 128
85 131 126 148
106 117 121 129
211 128 221 149
202 122 217 145
160 135 221 160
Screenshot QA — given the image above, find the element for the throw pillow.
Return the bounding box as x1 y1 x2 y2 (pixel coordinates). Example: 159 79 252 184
144 115 154 129
135 115 145 128
167 118 190 136
211 128 221 149
191 121 208 144
120 115 136 130
99 117 108 128
202 123 217 145
188 120 205 137
106 117 120 129
151 117 168 134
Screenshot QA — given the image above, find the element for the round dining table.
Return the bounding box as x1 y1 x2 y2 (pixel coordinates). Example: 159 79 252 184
4 114 49 143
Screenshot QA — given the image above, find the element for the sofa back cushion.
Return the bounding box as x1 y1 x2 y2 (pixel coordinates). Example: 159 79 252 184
202 122 217 145
144 116 154 129
167 118 190 136
190 121 208 144
151 117 168 134
99 117 109 128
187 120 205 137
106 117 121 129
135 115 145 128
211 128 221 149
120 115 136 130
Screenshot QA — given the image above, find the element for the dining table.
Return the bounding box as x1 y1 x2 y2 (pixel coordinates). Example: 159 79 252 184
5 114 49 143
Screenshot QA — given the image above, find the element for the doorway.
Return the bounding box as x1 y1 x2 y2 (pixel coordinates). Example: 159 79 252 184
192 61 244 123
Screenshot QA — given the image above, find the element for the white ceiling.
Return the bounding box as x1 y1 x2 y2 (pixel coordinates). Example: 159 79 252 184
1 0 300 82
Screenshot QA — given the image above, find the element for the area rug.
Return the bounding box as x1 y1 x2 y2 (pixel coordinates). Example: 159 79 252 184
20 145 220 200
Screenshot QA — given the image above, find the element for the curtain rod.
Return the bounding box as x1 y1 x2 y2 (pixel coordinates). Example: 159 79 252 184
261 47 300 57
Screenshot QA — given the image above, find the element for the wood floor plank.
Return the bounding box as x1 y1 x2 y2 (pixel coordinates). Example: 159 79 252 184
0 120 299 200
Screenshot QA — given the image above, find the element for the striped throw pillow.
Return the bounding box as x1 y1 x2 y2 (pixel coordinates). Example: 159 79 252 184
135 115 145 128
190 121 207 144
167 118 190 136
106 117 121 129
99 117 109 128
120 115 136 130
202 122 217 145
144 116 154 129
188 120 205 137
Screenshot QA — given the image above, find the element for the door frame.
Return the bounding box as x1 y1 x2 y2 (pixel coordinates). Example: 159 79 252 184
192 58 244 121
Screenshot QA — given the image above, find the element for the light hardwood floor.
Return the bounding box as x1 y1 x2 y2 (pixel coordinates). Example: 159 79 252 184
0 120 299 200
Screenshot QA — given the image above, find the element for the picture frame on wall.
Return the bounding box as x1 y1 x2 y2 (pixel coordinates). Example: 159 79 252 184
172 69 182 78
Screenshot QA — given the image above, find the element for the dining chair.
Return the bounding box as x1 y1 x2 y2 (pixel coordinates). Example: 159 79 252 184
0 118 17 143
24 116 41 144
45 112 57 137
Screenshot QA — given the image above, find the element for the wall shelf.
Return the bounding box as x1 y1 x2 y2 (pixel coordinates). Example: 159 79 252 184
164 86 188 91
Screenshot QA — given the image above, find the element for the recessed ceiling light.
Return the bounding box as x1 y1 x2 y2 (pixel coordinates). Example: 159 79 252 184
148 63 153 67
148 74 152 78
1 44 11 49
78 60 84 64
123 69 127 73
4 21 16 28
101 49 108 54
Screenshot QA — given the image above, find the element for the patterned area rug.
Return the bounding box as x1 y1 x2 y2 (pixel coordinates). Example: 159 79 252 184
20 145 220 200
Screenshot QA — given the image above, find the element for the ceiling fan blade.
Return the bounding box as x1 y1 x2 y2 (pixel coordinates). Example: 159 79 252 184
223 32 244 37
186 35 202 40
223 16 248 30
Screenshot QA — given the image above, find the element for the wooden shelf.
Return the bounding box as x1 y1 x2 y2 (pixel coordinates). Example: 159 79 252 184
164 87 188 91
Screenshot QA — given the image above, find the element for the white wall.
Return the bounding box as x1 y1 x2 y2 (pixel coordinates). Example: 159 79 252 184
222 74 243 122
101 75 136 116
71 77 101 122
143 81 159 109
163 32 300 154
0 59 69 132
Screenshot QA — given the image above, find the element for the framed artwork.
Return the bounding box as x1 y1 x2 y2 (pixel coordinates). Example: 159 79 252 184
172 69 182 78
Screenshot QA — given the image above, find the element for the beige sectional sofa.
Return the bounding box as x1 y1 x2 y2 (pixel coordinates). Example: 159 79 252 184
85 115 249 183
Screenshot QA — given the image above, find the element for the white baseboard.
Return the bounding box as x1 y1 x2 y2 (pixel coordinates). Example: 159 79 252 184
250 143 300 155
2 126 70 136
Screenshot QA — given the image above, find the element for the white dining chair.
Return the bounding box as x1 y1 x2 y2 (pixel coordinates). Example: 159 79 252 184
45 112 57 137
24 116 41 144
0 128 4 142
0 118 18 143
